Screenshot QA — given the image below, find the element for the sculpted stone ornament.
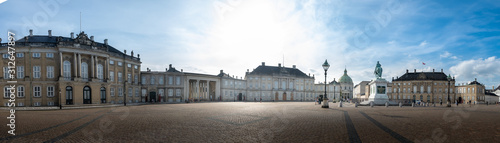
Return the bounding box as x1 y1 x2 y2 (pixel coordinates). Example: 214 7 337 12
374 61 383 79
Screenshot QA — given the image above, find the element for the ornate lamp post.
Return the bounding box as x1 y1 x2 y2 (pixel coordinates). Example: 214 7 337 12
447 74 452 107
59 89 62 109
322 59 330 108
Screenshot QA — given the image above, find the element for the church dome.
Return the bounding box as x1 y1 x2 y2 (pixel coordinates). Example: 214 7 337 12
339 69 353 83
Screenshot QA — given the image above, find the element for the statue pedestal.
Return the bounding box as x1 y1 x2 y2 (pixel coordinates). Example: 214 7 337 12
361 78 397 105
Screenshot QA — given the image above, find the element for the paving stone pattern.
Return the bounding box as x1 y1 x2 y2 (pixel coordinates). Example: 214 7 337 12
0 102 499 142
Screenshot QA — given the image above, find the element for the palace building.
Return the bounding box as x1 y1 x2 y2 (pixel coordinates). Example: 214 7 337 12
388 69 456 103
1 30 142 107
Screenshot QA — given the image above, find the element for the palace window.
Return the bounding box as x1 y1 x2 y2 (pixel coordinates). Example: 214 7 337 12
17 86 24 97
168 76 173 85
47 66 54 78
81 62 88 81
176 89 181 96
33 66 41 78
168 89 174 96
46 53 54 58
135 88 139 97
134 74 138 84
47 86 54 97
118 87 123 97
110 71 114 82
63 61 71 80
159 76 164 85
110 88 115 97
97 64 103 81
176 77 181 85
151 76 155 85
33 86 41 97
118 72 122 82
16 53 24 57
118 62 123 66
2 54 8 58
32 53 41 58
17 66 24 79
127 74 132 83
110 60 114 64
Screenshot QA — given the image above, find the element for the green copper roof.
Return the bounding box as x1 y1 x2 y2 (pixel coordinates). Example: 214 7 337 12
339 68 353 83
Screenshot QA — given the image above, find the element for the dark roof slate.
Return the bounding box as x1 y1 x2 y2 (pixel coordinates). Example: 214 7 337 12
11 34 124 56
247 65 312 78
393 72 453 81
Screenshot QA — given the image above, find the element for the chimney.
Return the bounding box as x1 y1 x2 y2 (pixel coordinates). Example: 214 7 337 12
131 51 134 57
166 68 168 72
392 77 394 80
104 39 108 45
169 64 172 69
293 65 296 69
220 70 223 74
71 32 74 38
262 62 265 66
414 69 416 73
29 29 33 36
247 69 249 72
90 36 94 41
181 69 183 72
441 69 443 72
278 63 281 67
124 50 127 54
48 30 52 37
475 78 477 81
406 69 408 73
0 38 2 43
137 54 140 58
433 69 435 72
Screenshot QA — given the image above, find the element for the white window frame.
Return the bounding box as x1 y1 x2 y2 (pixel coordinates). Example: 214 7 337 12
46 53 54 58
47 66 54 78
110 71 114 82
118 72 122 82
110 87 115 97
16 53 24 58
17 86 24 97
176 77 181 85
33 66 41 78
34 86 41 97
97 64 103 81
63 61 71 80
118 87 123 97
17 66 24 79
159 76 164 85
47 86 54 97
33 53 41 58
81 62 88 81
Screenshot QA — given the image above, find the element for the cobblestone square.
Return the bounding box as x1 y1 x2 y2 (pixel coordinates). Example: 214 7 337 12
1 102 500 142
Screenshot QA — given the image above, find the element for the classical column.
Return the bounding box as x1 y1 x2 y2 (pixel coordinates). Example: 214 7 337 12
77 53 81 78
59 52 63 77
73 53 77 78
91 55 95 78
196 80 199 100
105 58 109 81
208 81 211 101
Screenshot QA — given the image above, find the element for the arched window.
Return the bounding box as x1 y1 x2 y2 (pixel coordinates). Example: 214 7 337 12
83 86 91 104
97 64 103 81
100 87 106 103
420 95 423 101
427 86 431 93
81 62 88 81
66 86 73 105
63 61 71 80
420 86 424 93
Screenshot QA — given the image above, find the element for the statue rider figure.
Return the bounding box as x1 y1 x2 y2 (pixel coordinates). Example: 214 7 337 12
374 61 383 79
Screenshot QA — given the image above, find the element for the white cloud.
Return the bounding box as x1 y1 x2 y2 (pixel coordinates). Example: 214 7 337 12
440 51 451 58
419 40 428 46
450 56 500 85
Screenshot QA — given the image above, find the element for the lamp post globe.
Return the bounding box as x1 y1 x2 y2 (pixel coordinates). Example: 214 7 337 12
447 74 452 107
322 59 330 108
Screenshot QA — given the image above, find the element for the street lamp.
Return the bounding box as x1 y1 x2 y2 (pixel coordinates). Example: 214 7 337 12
322 59 330 108
447 74 452 107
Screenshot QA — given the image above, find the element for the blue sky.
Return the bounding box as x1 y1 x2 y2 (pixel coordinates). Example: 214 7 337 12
1 0 499 88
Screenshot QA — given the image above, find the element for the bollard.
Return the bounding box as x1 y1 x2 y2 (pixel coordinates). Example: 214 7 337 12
370 101 374 108
339 101 343 107
385 102 389 108
412 103 415 107
355 102 358 108
433 103 436 107
399 102 402 108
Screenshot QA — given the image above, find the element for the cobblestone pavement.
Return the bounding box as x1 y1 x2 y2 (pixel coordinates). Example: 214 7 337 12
1 102 499 142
